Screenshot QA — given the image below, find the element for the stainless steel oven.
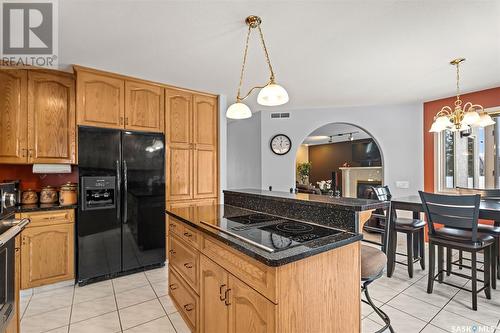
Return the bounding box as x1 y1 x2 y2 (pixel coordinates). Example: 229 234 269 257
0 182 29 331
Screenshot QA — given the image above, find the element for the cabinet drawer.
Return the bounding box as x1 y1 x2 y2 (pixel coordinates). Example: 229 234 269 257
201 236 277 303
170 235 199 293
169 267 198 332
168 217 182 237
180 223 201 250
20 209 74 227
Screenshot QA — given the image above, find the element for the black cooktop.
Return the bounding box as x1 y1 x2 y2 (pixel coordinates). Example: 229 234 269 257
209 214 343 253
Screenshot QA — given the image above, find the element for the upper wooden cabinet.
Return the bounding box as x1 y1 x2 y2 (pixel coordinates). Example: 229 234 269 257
125 80 164 132
0 68 76 164
194 95 217 147
28 71 76 163
0 69 28 163
76 69 125 129
165 89 192 145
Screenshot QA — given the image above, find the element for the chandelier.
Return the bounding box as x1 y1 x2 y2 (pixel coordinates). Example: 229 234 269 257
430 58 494 133
226 16 289 119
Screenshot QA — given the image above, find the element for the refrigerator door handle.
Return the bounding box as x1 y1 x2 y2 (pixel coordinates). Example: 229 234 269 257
123 160 128 224
116 160 121 220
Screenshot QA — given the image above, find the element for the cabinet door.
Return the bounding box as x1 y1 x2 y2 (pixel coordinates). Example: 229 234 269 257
200 255 229 333
5 236 21 333
193 94 218 199
125 81 164 132
21 223 74 289
76 70 124 129
0 69 28 163
165 89 192 145
28 71 76 163
228 275 276 333
167 145 193 201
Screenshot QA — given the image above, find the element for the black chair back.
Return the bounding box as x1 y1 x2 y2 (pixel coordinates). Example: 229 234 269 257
365 185 393 254
418 191 481 243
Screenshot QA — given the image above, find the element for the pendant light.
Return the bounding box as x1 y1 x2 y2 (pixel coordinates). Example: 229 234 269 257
226 16 289 119
430 58 495 133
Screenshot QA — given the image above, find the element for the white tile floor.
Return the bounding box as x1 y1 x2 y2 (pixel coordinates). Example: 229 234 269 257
19 250 500 333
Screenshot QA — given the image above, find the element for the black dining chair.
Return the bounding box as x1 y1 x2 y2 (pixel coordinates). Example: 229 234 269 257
370 186 426 278
360 199 395 333
456 187 500 285
419 191 494 311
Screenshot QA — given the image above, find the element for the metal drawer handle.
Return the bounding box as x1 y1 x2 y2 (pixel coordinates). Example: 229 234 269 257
219 284 226 301
170 224 176 229
224 289 231 306
169 283 178 291
169 250 176 256
183 303 194 312
184 262 193 269
183 232 192 238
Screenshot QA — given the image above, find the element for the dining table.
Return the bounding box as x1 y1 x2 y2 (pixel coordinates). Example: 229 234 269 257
386 195 500 277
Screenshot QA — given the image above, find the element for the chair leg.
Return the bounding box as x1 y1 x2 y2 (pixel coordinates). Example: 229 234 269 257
413 230 419 260
387 226 397 278
492 239 498 289
407 232 414 278
459 250 463 270
484 246 491 300
471 251 478 311
363 282 395 333
438 245 444 283
428 242 435 294
446 247 452 276
419 228 425 270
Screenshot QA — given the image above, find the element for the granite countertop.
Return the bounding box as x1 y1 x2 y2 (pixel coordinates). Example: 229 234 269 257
166 204 362 267
15 203 78 213
223 189 387 211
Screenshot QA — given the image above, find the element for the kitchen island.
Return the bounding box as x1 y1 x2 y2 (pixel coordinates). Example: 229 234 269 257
166 189 387 333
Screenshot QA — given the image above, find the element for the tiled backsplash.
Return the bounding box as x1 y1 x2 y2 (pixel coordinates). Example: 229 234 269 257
0 164 79 190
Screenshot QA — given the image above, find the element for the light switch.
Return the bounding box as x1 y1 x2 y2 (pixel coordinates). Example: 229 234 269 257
395 181 409 189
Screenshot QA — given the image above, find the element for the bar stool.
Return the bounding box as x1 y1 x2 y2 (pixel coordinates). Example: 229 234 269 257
361 199 394 333
371 186 426 278
420 191 494 311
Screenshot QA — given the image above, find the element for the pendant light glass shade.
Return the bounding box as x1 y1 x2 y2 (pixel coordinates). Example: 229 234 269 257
226 102 252 119
436 115 453 128
462 110 481 125
477 112 496 127
257 83 289 106
429 122 444 133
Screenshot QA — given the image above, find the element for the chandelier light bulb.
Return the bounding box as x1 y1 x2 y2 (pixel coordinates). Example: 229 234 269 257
226 102 252 119
257 83 289 106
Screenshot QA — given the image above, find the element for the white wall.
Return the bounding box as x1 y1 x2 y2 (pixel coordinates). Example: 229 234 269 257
258 104 424 197
227 112 262 189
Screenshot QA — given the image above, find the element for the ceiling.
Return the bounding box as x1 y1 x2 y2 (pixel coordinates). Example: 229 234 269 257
60 0 500 112
302 123 371 145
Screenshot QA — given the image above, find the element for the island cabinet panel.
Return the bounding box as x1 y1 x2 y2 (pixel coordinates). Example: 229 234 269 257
124 80 164 132
169 267 199 333
0 69 28 163
169 234 199 293
228 275 276 333
28 71 76 163
76 70 125 129
18 209 75 289
200 255 229 333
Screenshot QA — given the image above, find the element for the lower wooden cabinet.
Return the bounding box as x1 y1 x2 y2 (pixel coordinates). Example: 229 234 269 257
169 267 199 332
5 236 21 333
199 255 276 333
18 209 75 289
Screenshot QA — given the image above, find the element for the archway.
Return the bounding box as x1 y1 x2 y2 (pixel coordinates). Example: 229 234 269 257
295 122 384 198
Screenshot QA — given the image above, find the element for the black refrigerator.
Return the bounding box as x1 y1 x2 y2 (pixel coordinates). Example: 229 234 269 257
77 127 165 284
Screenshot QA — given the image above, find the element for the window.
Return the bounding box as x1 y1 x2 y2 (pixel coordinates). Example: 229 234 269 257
437 114 498 192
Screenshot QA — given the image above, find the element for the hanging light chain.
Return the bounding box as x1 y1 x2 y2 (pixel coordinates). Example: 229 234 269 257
236 25 252 101
454 61 462 107
257 25 276 82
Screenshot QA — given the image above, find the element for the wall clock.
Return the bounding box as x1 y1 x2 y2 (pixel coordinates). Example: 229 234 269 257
270 134 292 155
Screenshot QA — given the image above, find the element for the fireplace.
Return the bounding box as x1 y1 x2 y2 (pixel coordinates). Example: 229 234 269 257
356 180 382 199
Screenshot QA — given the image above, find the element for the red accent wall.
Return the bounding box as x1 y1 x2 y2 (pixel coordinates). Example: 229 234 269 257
423 87 500 192
0 164 78 190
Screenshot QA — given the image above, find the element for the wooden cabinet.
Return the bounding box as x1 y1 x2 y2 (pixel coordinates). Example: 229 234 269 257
169 267 199 332
200 255 276 333
28 71 76 163
165 89 218 202
18 209 75 289
169 235 199 293
0 69 28 163
125 80 164 132
0 68 76 164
